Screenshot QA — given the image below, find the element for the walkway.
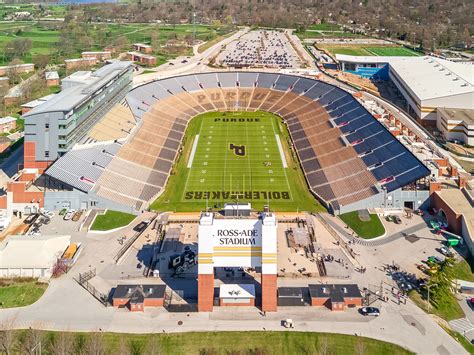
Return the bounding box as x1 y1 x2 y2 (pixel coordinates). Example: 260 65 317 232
320 213 427 247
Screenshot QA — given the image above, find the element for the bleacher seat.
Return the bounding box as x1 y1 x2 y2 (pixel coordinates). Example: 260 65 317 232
47 72 430 212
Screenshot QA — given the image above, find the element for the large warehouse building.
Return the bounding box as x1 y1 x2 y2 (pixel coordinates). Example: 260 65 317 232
389 56 473 126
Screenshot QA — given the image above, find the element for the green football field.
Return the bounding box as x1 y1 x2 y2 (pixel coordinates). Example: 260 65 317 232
364 46 420 56
319 45 421 57
150 111 324 212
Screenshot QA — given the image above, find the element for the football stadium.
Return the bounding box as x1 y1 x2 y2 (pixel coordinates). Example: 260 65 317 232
32 70 430 215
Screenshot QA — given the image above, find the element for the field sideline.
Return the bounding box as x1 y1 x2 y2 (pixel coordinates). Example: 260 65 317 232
150 111 324 213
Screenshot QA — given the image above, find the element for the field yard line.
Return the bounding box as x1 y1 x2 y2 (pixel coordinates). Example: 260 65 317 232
364 47 378 56
245 121 252 195
223 123 229 193
181 119 204 202
270 118 293 202
275 134 288 168
187 134 199 168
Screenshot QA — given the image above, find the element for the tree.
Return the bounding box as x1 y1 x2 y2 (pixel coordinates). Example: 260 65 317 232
18 327 43 355
48 332 75 355
211 20 222 31
117 338 131 355
4 38 32 60
23 76 47 101
6 58 24 85
112 36 131 52
426 257 456 308
83 332 105 355
150 30 160 52
32 54 50 69
143 336 163 355
355 337 366 355
0 318 16 355
316 336 329 355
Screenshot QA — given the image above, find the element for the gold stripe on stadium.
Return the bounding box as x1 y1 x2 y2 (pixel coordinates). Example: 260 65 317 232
213 246 263 251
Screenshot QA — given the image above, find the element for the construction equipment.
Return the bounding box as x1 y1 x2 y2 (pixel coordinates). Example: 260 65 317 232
168 247 197 275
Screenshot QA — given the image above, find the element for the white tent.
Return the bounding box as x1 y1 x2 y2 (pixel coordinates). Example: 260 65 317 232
0 235 70 279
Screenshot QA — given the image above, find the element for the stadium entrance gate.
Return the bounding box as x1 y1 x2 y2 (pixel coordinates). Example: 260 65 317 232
197 210 278 312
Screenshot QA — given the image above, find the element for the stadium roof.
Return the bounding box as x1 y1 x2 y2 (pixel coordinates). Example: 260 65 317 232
0 235 70 269
23 61 132 116
389 56 474 101
335 54 409 64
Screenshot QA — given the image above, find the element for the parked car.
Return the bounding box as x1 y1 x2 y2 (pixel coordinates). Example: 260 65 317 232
72 211 82 222
24 214 39 225
59 208 68 216
360 307 380 316
427 255 444 264
134 219 151 233
414 209 424 216
63 209 76 221
385 215 394 222
42 210 55 219
438 246 453 257
394 216 402 224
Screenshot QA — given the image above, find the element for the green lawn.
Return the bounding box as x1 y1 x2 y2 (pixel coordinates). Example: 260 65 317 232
150 111 324 213
91 210 136 231
453 256 474 282
0 278 48 308
198 30 236 53
409 289 464 322
10 331 412 354
0 22 229 65
297 31 364 40
339 211 385 239
307 23 342 31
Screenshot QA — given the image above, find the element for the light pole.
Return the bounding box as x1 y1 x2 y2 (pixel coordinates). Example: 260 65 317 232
426 283 437 313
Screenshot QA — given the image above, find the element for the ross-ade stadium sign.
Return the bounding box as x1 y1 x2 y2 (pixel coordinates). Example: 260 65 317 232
216 229 260 245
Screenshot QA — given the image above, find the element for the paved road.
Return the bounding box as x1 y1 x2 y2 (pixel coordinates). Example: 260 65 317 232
0 276 466 354
450 297 474 342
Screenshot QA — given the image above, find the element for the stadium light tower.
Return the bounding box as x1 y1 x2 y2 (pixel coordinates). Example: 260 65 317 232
193 12 197 45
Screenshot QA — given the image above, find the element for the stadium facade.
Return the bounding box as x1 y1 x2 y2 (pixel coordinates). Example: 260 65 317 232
22 71 430 215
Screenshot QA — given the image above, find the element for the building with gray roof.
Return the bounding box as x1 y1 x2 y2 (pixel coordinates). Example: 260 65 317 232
23 61 133 162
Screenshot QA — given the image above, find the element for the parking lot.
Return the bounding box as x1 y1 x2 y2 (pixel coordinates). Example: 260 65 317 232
217 30 303 68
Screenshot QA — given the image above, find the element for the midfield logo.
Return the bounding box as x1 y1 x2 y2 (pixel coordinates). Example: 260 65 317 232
229 143 246 157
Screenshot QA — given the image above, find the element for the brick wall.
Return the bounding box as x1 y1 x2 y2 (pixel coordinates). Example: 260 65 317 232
144 298 164 307
198 274 214 312
7 181 44 207
431 192 463 235
23 141 52 173
261 274 277 312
